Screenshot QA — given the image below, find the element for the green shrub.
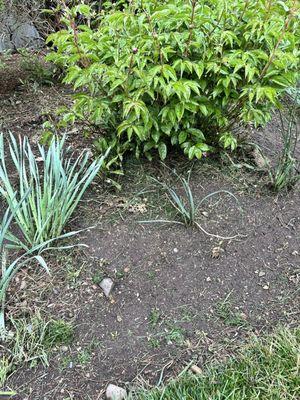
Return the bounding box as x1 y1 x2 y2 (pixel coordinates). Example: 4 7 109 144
47 0 299 170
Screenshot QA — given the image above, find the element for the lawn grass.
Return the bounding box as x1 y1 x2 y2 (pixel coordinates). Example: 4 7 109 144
133 327 300 400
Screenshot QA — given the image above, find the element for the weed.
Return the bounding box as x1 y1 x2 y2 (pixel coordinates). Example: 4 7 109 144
0 314 74 385
66 263 84 286
149 308 161 328
140 169 242 240
19 50 57 86
249 96 299 192
269 105 300 191
92 271 104 285
148 337 160 349
43 319 74 348
59 354 73 371
115 270 125 279
77 348 92 365
215 293 248 328
165 325 185 346
146 271 156 280
0 313 49 385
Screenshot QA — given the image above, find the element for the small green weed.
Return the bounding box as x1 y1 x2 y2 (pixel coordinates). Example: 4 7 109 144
115 270 125 279
19 50 57 86
59 339 101 370
77 348 92 365
215 293 248 328
66 263 84 286
92 270 104 285
149 308 161 328
164 325 185 345
147 312 187 349
141 169 242 240
44 319 74 348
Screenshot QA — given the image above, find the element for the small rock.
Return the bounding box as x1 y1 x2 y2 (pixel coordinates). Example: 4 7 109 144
263 284 269 290
20 280 27 290
106 384 127 400
190 365 202 374
173 248 178 253
100 278 114 298
258 271 265 277
252 148 269 169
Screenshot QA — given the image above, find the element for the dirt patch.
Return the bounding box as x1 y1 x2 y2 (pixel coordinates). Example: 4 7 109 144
6 162 300 399
1 58 299 399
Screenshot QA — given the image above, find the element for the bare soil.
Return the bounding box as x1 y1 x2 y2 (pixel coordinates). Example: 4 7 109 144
0 56 299 400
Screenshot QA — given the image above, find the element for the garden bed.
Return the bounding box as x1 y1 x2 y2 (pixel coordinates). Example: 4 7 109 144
0 56 299 400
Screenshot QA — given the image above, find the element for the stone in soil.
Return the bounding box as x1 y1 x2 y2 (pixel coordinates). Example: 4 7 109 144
106 384 127 400
99 278 114 297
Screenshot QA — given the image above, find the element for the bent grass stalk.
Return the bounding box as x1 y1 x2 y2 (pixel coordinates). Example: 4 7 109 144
140 173 243 240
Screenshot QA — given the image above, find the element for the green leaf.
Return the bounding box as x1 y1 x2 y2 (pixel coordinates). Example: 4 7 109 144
158 143 167 160
179 131 187 144
188 146 195 160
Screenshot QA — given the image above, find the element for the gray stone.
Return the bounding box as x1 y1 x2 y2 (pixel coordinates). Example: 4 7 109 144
99 278 114 298
0 33 14 52
12 22 42 49
106 384 127 400
0 8 43 52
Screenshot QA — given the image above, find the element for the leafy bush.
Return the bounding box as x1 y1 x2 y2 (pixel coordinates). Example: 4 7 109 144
47 0 299 169
0 133 107 248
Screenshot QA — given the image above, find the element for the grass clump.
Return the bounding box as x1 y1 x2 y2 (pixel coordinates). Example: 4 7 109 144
269 104 300 192
0 314 74 387
0 197 51 332
43 319 74 348
0 133 107 248
133 327 300 400
141 168 242 240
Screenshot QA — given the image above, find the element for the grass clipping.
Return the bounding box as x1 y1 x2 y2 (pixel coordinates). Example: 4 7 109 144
133 327 300 399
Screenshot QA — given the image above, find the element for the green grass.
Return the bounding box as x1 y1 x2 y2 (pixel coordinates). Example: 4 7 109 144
0 314 74 386
133 327 300 400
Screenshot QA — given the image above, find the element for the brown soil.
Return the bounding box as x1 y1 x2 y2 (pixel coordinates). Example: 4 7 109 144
0 56 299 400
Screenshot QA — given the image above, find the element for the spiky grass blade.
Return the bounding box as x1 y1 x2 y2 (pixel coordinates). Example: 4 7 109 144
0 133 108 248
